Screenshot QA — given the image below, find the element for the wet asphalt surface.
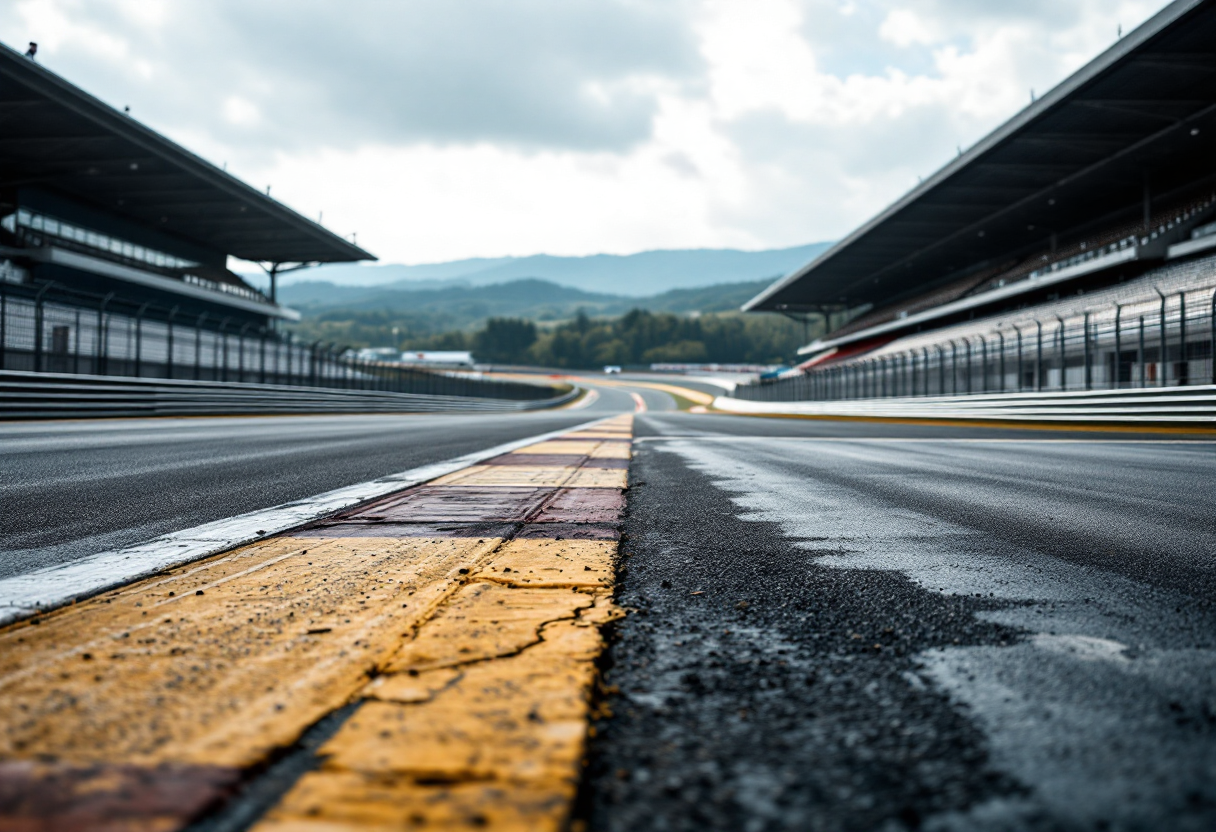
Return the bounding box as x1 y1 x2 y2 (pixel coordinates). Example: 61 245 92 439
583 412 1216 832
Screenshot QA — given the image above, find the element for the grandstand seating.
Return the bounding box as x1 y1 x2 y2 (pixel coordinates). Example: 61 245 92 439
743 248 1216 402
822 190 1216 349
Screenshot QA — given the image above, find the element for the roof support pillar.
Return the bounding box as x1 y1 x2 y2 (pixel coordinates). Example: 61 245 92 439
260 260 320 332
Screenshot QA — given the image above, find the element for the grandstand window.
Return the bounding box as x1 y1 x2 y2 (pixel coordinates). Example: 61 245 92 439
10 208 198 271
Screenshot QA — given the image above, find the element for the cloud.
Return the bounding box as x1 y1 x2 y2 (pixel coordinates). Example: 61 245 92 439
8 0 703 156
878 9 939 47
222 96 260 128
704 0 1165 244
0 0 1170 265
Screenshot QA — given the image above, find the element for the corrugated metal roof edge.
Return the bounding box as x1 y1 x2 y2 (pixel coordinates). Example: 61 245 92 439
795 246 1142 354
740 0 1205 314
0 42 376 265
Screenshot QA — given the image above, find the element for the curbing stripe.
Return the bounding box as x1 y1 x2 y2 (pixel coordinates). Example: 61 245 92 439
0 414 634 832
0 416 615 626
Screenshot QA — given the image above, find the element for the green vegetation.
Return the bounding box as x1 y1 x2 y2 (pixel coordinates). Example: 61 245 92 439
474 318 539 363
290 306 817 368
527 309 809 367
284 308 445 349
281 278 779 336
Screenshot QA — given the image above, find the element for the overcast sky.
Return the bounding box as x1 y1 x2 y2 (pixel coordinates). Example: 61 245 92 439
3 0 1169 266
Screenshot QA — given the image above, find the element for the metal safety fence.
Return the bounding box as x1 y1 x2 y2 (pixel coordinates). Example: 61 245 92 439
0 371 579 419
734 256 1216 403
0 281 556 402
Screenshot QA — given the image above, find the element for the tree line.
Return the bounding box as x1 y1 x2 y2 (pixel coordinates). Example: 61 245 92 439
290 308 815 368
439 310 809 367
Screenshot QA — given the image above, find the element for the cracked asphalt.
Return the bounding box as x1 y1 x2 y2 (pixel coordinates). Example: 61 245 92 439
582 412 1216 832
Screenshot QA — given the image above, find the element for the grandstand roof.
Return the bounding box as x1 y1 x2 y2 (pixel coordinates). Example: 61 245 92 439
744 0 1216 315
0 42 375 264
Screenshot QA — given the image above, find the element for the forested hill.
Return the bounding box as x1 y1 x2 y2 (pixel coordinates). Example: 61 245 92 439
281 278 776 335
283 279 818 366
278 241 831 296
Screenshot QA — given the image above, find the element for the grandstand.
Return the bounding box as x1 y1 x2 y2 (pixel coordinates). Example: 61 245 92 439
0 39 373 381
739 0 1216 401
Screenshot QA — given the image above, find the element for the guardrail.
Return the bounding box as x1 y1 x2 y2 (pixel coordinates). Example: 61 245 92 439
0 370 578 419
735 265 1216 404
713 384 1216 425
0 280 552 402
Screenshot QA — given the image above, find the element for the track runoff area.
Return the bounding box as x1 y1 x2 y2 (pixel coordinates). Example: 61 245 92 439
2 379 1215 830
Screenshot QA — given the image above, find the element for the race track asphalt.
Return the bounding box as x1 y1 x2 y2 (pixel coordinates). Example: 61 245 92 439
3 382 1213 830
582 410 1216 831
0 383 667 580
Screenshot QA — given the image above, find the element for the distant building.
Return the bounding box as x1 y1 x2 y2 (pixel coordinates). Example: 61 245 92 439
354 348 404 362
353 349 475 368
400 351 475 368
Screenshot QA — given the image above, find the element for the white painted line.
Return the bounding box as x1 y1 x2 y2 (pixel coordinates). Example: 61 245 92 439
567 388 600 410
677 376 740 392
0 416 615 625
711 389 1216 423
636 436 1216 443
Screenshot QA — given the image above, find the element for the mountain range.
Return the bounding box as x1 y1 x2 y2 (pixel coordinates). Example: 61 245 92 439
280 278 780 333
277 242 831 298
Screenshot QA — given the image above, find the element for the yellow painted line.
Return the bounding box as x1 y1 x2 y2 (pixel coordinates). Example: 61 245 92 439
437 465 626 489
382 580 605 674
564 467 628 489
510 440 603 455
431 465 580 488
0 414 633 830
474 539 616 589
252 422 631 831
588 443 631 459
0 535 502 768
254 546 620 832
561 431 632 440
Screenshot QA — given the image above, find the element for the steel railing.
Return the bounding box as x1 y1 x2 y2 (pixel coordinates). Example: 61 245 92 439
716 385 1216 424
734 264 1216 404
0 280 558 403
0 370 578 419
